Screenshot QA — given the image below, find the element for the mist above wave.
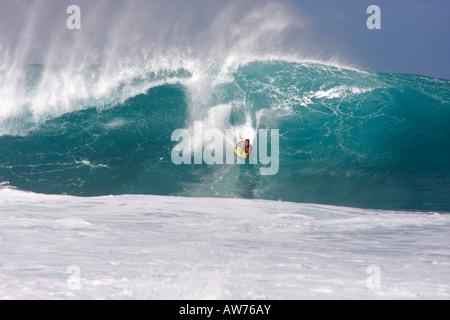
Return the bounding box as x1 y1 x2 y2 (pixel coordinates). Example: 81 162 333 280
0 0 348 135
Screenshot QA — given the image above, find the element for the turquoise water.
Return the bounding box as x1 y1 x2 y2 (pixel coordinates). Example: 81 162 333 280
1 60 449 211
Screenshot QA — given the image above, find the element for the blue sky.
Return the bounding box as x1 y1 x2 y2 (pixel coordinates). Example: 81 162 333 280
288 0 450 79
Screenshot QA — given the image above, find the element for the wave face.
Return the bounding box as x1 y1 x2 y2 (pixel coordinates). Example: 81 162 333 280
0 60 449 211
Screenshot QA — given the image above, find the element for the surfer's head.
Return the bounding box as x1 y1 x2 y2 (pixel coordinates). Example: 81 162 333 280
245 139 250 147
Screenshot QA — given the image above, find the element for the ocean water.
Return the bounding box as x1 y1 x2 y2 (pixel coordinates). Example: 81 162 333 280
1 60 449 211
1 0 449 300
0 58 449 300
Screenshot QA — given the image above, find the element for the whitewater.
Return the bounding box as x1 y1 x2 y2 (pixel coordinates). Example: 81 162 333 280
1 188 449 299
1 0 450 300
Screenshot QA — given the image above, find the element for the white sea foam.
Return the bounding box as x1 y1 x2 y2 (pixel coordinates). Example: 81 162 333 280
0 188 449 299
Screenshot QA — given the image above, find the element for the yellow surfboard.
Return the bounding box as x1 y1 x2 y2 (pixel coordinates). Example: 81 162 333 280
234 145 247 159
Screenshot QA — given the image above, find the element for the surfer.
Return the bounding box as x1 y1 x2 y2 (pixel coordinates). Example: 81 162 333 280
235 139 253 159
